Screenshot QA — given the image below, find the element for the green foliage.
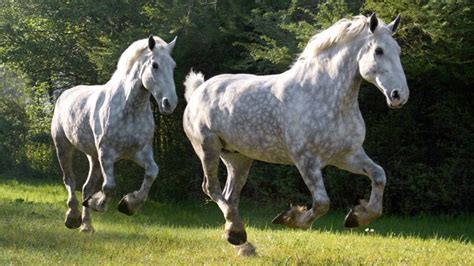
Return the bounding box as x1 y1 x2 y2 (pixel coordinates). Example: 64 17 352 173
0 1 472 215
0 96 28 170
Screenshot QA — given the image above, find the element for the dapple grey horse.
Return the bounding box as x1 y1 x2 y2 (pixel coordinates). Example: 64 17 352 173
51 35 177 232
183 14 408 255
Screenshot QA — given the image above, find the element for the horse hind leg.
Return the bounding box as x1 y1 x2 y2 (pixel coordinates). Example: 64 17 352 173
54 138 82 229
117 145 159 215
191 132 254 252
80 155 101 233
221 151 255 256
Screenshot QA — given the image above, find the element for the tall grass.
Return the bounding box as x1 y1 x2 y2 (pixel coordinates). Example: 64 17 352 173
0 175 472 265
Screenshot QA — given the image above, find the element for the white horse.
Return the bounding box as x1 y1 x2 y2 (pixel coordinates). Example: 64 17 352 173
183 14 408 255
51 35 177 232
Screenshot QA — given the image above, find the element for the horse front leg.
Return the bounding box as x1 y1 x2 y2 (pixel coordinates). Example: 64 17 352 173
83 149 116 212
272 154 330 229
333 148 386 228
117 145 159 215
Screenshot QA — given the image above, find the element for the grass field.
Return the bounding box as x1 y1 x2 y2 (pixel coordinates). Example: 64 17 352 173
0 175 473 265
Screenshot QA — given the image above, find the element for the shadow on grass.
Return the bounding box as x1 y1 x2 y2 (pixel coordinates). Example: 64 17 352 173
101 199 474 243
0 199 224 262
1 175 472 244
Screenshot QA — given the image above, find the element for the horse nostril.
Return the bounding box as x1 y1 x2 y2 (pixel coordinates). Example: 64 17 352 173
162 98 170 110
391 90 400 100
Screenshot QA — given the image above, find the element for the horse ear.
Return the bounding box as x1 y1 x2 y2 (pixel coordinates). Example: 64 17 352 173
369 13 378 33
166 36 177 54
387 14 401 34
148 35 156 51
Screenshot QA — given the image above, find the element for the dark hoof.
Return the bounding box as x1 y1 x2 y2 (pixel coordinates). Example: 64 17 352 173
271 210 288 225
65 216 82 229
226 230 247 246
117 197 135 216
344 209 360 228
82 196 92 208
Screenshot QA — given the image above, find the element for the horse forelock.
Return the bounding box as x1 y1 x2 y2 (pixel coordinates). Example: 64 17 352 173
298 15 371 60
112 36 167 80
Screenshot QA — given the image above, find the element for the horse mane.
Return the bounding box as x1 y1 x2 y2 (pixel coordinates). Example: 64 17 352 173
111 36 167 80
298 15 371 60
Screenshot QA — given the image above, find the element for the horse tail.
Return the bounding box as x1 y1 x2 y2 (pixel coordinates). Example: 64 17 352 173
184 70 205 102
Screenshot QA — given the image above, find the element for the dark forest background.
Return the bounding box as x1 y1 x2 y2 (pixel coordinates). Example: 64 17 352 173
1 0 472 215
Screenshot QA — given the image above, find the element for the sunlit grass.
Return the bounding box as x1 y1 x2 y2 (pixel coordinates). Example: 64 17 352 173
0 175 472 265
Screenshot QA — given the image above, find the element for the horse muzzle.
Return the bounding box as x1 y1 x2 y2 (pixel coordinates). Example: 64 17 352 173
386 88 408 109
151 91 177 114
160 97 177 114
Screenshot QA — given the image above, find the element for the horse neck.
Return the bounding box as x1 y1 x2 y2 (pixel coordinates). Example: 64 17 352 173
109 69 151 113
290 39 364 113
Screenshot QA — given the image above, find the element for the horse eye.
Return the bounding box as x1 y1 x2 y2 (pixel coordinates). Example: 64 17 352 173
152 63 159 69
375 47 384 55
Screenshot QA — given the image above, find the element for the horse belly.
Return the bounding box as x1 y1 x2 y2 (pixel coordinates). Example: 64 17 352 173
218 104 291 164
223 135 292 164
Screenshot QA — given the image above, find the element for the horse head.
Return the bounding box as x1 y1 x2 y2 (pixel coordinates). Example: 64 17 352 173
140 35 178 114
358 14 409 108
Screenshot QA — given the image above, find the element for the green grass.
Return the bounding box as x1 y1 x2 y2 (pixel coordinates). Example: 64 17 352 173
0 175 473 265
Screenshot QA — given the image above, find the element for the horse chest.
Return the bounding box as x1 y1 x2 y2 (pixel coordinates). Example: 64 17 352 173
96 111 155 155
284 108 365 160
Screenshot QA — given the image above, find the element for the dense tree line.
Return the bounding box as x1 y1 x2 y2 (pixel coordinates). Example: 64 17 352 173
1 0 472 215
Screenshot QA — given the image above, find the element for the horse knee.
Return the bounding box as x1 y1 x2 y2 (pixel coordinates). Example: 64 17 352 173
371 165 386 187
146 163 159 178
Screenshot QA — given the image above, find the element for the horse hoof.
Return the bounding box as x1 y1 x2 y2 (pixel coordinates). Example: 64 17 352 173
344 209 360 228
235 242 256 257
117 197 135 216
79 223 95 233
83 193 107 212
271 210 288 225
64 211 82 229
271 206 309 229
226 230 247 245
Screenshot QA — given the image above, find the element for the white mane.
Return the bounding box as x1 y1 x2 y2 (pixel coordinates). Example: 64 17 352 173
111 36 166 80
299 15 371 60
